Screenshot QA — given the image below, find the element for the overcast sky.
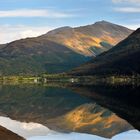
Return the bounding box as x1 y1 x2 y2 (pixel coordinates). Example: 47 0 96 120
0 0 140 44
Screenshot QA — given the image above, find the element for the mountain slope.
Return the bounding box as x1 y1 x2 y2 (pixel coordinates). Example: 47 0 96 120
70 28 140 75
0 21 133 75
44 21 133 56
0 38 88 75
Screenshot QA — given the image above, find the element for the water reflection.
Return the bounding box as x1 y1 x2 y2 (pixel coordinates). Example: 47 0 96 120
0 84 138 138
0 116 54 138
0 116 139 140
69 85 140 130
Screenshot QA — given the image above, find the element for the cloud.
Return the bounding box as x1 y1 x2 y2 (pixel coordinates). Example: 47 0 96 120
122 24 140 30
0 9 74 18
113 0 140 13
112 0 140 3
0 25 54 44
114 7 140 12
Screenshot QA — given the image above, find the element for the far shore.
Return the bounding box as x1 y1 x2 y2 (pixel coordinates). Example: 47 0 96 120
0 74 140 87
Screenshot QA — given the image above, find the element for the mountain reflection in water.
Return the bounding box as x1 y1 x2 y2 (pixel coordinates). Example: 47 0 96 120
0 84 139 138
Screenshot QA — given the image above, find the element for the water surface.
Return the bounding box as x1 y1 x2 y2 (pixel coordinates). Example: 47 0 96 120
0 84 139 139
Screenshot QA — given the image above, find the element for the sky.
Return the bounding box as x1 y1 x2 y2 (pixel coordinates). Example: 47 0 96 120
0 0 140 44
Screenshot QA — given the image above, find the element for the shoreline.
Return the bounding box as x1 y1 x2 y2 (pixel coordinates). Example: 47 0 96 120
0 74 140 86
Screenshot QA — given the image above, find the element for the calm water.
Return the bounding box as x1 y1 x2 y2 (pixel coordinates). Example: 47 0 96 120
0 84 139 139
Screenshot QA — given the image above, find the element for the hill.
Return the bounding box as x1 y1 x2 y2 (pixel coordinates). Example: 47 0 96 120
44 21 132 56
0 39 88 75
0 21 133 75
70 28 140 75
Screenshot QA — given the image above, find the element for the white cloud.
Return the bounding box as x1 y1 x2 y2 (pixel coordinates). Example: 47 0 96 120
114 7 140 12
112 0 140 3
113 0 140 14
0 24 54 44
0 9 74 18
123 24 140 30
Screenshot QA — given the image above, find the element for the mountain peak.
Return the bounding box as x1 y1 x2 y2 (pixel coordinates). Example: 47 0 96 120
94 20 112 25
93 20 132 30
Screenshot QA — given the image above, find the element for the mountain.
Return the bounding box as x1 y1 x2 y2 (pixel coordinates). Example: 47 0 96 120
0 21 133 75
70 28 140 75
44 21 133 56
0 39 89 75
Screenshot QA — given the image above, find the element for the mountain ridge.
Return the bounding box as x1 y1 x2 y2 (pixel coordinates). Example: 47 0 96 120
44 20 133 56
0 21 133 75
70 28 140 75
